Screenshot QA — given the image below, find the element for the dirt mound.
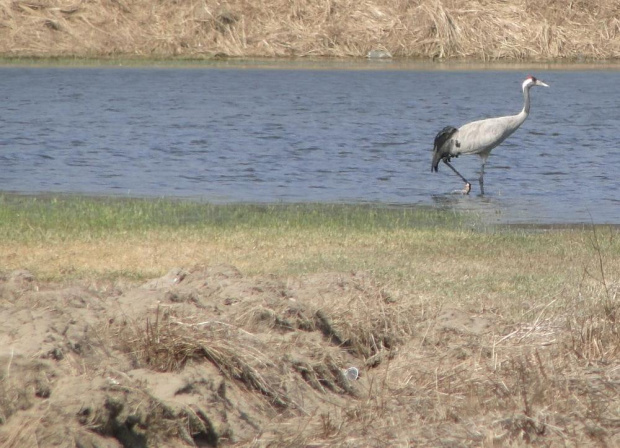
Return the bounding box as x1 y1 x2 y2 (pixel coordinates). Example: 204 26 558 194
2 266 619 447
0 266 420 447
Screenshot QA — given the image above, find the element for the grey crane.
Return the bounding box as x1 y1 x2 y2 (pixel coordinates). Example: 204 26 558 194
431 75 549 195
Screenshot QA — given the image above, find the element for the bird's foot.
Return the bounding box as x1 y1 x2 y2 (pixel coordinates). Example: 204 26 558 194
450 183 471 195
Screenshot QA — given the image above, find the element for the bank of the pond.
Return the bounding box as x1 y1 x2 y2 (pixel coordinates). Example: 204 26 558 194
1 0 619 61
2 197 620 446
2 261 619 447
0 195 469 239
0 196 617 298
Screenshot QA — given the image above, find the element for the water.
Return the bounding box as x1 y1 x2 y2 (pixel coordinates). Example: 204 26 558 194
0 63 619 224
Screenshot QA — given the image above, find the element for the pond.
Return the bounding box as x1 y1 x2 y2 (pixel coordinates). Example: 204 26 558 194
1 61 618 224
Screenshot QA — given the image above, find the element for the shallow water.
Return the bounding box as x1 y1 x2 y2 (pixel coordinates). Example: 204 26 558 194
0 63 619 224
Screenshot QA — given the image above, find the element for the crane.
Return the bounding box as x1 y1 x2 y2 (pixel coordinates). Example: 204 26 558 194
431 75 549 195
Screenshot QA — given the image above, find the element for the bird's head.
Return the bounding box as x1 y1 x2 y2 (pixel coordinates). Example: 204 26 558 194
523 75 549 90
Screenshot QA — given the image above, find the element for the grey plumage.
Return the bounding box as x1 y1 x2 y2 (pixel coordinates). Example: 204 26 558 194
431 76 549 195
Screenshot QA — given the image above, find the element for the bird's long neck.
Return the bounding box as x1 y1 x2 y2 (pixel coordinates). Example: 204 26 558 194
513 85 532 127
521 85 532 117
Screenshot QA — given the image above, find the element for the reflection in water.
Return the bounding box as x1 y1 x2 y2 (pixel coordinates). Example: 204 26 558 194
0 65 619 224
431 194 533 225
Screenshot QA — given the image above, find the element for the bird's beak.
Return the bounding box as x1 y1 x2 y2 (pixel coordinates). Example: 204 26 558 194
538 80 549 87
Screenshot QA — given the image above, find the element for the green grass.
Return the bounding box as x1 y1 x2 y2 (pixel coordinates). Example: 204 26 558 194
1 194 619 324
0 194 471 241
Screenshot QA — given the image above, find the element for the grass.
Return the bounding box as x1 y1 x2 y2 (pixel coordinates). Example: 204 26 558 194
1 194 619 317
1 0 619 61
0 194 475 281
0 194 466 237
1 194 620 446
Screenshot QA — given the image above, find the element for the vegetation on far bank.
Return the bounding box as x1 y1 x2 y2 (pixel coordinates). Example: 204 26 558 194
1 0 619 61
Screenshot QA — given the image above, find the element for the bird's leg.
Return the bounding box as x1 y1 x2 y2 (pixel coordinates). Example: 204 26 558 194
443 160 471 195
479 159 486 196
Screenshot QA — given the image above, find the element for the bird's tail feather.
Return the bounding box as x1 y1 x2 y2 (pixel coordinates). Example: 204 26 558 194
431 126 457 172
431 151 442 173
431 150 441 173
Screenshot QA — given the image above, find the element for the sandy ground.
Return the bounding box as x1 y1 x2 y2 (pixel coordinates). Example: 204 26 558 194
1 266 618 447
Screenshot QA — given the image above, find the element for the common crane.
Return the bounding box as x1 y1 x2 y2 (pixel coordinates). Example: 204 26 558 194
431 75 549 195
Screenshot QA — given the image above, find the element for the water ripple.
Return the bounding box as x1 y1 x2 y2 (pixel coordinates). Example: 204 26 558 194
0 67 619 224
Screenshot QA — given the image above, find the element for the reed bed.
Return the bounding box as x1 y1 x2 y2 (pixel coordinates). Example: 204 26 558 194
0 0 618 60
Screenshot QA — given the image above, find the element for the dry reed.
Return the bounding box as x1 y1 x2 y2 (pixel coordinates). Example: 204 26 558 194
0 0 618 60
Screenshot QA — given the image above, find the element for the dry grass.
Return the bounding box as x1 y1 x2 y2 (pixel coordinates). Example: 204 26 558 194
257 273 620 446
120 305 293 407
1 200 620 446
0 227 594 312
99 227 620 445
0 0 618 60
1 225 617 330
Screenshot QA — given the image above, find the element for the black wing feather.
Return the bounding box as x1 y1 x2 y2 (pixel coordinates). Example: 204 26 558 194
431 126 458 172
